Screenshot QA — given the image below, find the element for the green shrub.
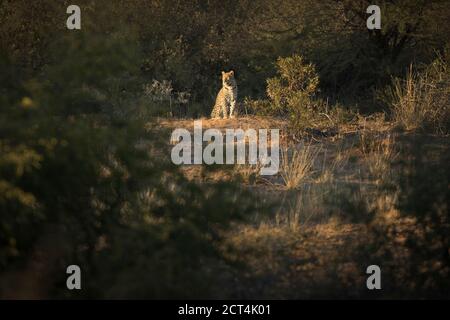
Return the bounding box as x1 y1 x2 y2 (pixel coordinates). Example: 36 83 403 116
266 54 319 116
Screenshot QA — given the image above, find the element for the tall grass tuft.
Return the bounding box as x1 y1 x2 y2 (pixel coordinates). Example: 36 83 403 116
280 143 319 189
360 133 398 183
386 57 450 134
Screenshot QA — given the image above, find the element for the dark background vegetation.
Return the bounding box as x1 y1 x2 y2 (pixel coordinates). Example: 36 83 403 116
2 0 450 114
0 0 449 298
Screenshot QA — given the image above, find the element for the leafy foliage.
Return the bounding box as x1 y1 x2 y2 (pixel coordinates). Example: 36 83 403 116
266 55 319 115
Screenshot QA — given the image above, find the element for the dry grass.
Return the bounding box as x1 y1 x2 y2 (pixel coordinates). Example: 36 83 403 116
280 142 320 189
391 66 430 131
158 115 289 132
223 220 366 298
316 147 349 183
233 163 262 185
360 132 398 182
159 113 448 298
387 59 450 134
274 185 331 230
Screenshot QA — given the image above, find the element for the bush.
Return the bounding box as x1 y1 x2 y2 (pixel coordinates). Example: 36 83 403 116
247 55 355 132
246 54 324 128
266 54 320 116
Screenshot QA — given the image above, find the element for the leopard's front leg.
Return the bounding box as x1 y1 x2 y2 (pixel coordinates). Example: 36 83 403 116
229 86 237 118
229 98 236 119
221 101 228 119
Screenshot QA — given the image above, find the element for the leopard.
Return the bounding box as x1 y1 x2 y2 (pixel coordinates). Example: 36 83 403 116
210 70 238 119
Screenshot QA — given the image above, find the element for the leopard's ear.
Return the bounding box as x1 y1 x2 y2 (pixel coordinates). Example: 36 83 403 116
229 70 234 76
221 71 225 75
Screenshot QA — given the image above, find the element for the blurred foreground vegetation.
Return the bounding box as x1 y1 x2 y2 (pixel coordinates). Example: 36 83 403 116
0 32 265 298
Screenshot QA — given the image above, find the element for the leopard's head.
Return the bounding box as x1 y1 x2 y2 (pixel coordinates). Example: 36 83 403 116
222 70 235 86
